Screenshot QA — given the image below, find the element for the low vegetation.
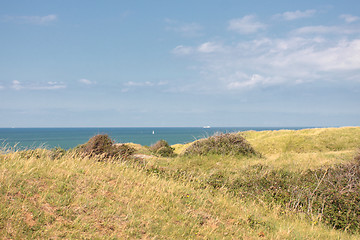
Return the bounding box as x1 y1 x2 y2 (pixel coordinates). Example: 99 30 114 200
149 139 175 157
77 134 135 161
1 127 360 239
184 133 258 156
226 157 360 233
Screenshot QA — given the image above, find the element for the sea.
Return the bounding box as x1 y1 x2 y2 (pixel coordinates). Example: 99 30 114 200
0 127 309 150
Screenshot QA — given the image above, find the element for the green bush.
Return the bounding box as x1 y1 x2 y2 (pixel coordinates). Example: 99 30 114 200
150 140 175 157
184 133 257 156
228 157 360 233
318 159 360 232
78 134 134 161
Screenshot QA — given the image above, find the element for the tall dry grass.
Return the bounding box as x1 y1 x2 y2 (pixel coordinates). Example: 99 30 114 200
1 127 360 239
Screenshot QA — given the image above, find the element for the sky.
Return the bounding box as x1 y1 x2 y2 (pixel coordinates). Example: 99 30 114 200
0 0 359 127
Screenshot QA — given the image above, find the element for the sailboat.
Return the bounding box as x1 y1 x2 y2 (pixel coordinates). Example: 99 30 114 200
152 130 155 134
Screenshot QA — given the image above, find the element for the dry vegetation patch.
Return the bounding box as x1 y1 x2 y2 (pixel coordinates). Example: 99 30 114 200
1 128 360 239
149 140 175 157
184 133 258 156
78 134 135 161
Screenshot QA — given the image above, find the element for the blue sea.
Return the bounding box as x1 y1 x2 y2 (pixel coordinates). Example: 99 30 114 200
0 127 309 150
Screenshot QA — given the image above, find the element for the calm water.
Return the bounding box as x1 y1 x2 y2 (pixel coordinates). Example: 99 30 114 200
0 127 309 150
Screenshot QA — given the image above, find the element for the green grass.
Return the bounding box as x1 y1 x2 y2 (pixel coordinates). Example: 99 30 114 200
1 127 360 239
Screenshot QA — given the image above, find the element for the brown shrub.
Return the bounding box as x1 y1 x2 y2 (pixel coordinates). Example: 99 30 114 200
184 133 257 156
354 149 360 163
79 134 134 161
150 140 175 157
229 156 360 233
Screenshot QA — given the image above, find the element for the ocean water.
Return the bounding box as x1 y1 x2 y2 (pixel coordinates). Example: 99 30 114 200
0 127 308 150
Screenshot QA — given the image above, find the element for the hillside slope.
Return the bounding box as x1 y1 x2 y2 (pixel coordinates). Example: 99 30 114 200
1 127 359 239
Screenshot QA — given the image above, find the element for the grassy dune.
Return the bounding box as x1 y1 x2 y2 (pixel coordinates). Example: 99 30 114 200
1 127 360 239
244 127 360 171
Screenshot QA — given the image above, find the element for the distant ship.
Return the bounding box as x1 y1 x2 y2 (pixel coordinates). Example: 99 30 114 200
203 126 211 129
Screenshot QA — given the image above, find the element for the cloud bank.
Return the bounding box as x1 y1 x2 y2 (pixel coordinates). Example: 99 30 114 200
340 14 360 23
274 9 316 20
228 15 266 34
79 78 96 85
172 13 360 92
11 80 66 90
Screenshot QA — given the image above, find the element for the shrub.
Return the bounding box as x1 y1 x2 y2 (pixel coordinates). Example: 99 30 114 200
318 159 360 232
49 147 66 160
184 133 257 156
150 140 175 157
78 134 134 161
115 143 136 160
354 149 360 162
228 158 360 233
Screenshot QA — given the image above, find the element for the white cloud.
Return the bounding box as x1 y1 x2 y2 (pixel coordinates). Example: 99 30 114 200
227 74 271 89
296 39 360 71
12 80 22 90
228 15 266 34
172 45 193 55
157 81 168 86
171 13 360 92
245 37 360 74
340 14 360 23
293 25 337 35
3 14 58 25
124 81 168 89
174 35 360 90
0 85 4 90
292 25 359 35
79 78 95 85
197 42 223 53
275 9 316 20
11 80 66 90
31 81 66 90
125 81 154 87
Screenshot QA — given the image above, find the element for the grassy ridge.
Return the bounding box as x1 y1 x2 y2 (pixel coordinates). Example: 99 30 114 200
244 127 360 154
1 127 360 239
243 127 360 171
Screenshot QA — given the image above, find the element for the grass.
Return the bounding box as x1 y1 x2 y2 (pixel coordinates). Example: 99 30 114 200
1 127 360 239
243 127 360 154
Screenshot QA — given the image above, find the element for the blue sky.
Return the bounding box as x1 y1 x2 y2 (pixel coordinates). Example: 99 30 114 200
0 0 359 127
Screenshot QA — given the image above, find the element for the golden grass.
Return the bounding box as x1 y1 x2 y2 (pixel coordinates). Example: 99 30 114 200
1 150 357 239
172 142 192 155
1 127 360 239
244 126 360 154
